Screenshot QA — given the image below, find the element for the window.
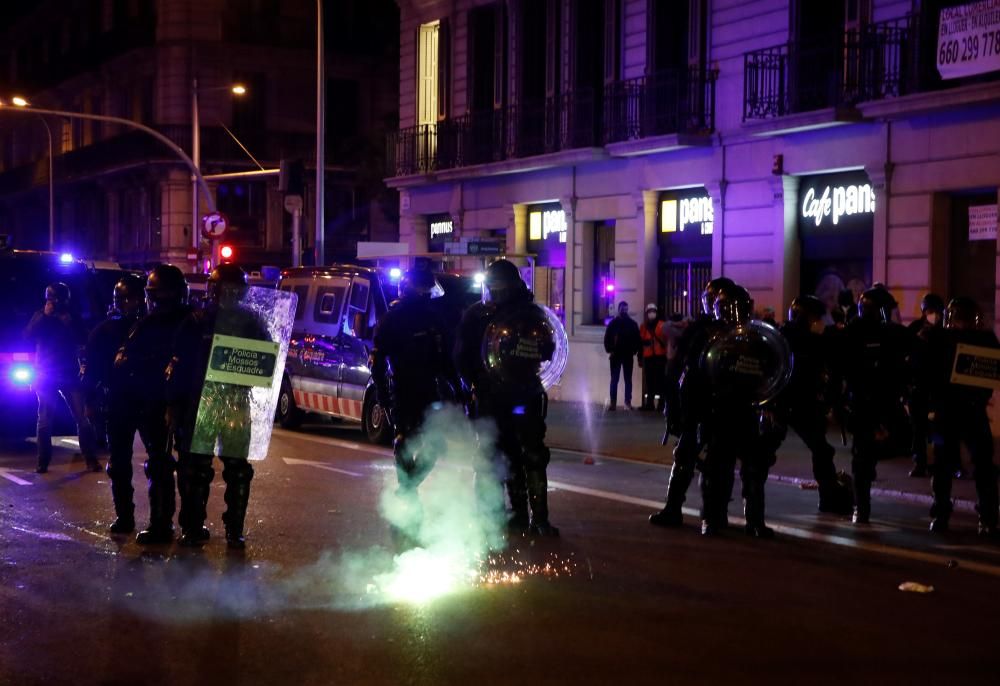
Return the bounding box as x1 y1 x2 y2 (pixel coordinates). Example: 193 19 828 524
313 285 346 325
417 21 441 126
291 285 310 321
591 221 615 325
344 279 374 339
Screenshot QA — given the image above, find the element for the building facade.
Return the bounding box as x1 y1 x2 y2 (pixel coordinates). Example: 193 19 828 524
0 0 399 268
387 0 1000 405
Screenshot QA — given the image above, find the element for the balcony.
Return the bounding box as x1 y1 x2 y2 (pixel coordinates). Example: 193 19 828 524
387 76 718 178
603 67 718 143
743 14 1000 124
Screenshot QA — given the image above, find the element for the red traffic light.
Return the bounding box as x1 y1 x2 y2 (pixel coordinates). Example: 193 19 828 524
219 244 235 262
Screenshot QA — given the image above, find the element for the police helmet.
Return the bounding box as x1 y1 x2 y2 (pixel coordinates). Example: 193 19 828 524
944 297 982 330
702 277 736 316
787 295 826 326
484 259 526 305
713 283 754 324
113 274 145 314
857 287 895 323
45 282 70 304
206 263 249 305
920 293 945 315
398 268 436 299
145 264 188 311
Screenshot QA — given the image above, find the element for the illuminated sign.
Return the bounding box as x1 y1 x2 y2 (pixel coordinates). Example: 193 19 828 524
528 209 567 243
661 195 713 235
430 219 453 238
801 183 876 227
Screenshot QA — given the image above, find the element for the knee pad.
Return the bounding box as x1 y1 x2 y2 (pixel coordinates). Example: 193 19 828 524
221 457 254 485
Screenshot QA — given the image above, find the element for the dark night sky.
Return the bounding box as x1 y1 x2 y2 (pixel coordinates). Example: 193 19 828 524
0 1 41 31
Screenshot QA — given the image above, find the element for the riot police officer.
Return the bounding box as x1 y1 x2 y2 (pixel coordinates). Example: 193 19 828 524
455 259 558 536
106 265 191 541
841 288 910 524
779 295 852 515
906 293 945 478
649 277 733 528
696 284 790 537
82 274 146 454
371 268 458 492
925 297 999 536
24 282 100 473
168 264 271 548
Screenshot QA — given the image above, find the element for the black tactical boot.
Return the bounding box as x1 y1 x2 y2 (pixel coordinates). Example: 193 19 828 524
506 469 530 534
817 478 854 515
221 459 253 549
743 480 774 539
108 478 135 534
852 479 872 524
649 464 693 528
177 455 214 547
526 470 559 537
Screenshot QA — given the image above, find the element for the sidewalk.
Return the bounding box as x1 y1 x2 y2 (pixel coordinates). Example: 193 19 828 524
546 400 983 511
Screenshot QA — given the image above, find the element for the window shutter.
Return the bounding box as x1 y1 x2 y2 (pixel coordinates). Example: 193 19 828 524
604 0 620 85
437 17 450 121
544 0 560 99
493 2 507 110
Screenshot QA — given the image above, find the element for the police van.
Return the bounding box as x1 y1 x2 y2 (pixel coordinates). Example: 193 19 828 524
275 265 481 443
0 238 109 436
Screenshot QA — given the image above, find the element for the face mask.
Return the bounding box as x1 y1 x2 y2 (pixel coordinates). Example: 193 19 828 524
647 312 656 321
925 313 939 326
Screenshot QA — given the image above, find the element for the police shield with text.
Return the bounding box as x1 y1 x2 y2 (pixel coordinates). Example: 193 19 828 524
168 264 273 549
779 295 853 515
649 277 733 528
106 265 191 541
456 259 559 536
696 284 792 537
371 268 458 491
924 297 999 537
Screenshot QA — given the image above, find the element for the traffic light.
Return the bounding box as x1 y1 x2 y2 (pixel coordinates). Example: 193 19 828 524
278 159 305 195
219 243 236 263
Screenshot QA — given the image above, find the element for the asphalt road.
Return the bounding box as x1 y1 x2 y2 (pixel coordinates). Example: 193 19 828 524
1 421 999 686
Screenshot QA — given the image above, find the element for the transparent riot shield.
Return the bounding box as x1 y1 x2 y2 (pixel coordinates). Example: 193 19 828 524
189 286 297 461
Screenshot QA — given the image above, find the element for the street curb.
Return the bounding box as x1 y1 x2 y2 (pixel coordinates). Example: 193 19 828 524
549 443 979 513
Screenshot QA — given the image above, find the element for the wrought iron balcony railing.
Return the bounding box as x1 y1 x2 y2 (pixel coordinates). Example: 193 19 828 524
603 67 718 143
744 14 925 121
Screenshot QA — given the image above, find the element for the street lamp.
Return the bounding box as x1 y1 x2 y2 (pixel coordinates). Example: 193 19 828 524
191 79 247 260
3 96 54 251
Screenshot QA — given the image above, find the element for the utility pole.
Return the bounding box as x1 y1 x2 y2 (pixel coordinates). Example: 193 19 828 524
315 0 326 266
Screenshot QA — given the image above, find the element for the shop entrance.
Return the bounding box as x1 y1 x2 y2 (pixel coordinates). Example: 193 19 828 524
659 260 711 319
947 190 998 326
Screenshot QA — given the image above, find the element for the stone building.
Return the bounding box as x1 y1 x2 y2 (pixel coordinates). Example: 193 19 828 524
387 0 1000 404
0 0 399 268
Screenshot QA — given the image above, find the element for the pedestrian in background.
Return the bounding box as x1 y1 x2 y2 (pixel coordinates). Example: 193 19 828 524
638 303 666 411
24 282 100 474
603 301 641 411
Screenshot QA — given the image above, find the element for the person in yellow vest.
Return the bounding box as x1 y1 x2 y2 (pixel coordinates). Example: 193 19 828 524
638 303 667 411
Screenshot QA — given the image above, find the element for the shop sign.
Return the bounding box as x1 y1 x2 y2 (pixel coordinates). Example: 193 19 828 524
528 209 567 243
800 182 876 228
951 342 1000 389
937 0 1000 80
430 219 454 239
661 195 714 235
969 204 998 241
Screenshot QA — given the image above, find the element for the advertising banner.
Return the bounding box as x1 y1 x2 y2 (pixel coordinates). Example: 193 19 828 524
937 0 1000 79
950 343 1000 389
968 204 998 241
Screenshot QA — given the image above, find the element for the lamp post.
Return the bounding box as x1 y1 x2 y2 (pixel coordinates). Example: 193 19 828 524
9 97 54 250
191 80 246 261
315 0 325 267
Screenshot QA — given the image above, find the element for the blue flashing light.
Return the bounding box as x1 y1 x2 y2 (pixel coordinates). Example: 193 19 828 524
473 272 486 285
59 252 74 264
10 364 33 385
389 267 402 280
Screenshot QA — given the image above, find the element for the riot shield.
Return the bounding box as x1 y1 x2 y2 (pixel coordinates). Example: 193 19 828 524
701 319 793 407
481 303 568 393
189 286 297 461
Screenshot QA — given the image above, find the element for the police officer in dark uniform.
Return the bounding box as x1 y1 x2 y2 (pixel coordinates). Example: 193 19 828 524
168 264 270 549
82 275 146 455
779 295 852 515
924 297 999 536
455 259 558 536
371 268 458 491
841 288 910 524
906 293 945 478
649 277 733 528
696 284 789 537
106 265 191 541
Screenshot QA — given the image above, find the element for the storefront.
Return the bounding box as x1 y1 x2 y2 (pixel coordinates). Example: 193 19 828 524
656 187 713 318
797 171 875 311
946 190 998 325
526 203 568 321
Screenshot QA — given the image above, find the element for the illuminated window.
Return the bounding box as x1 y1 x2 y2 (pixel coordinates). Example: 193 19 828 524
417 21 440 127
529 211 542 240
661 199 677 232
